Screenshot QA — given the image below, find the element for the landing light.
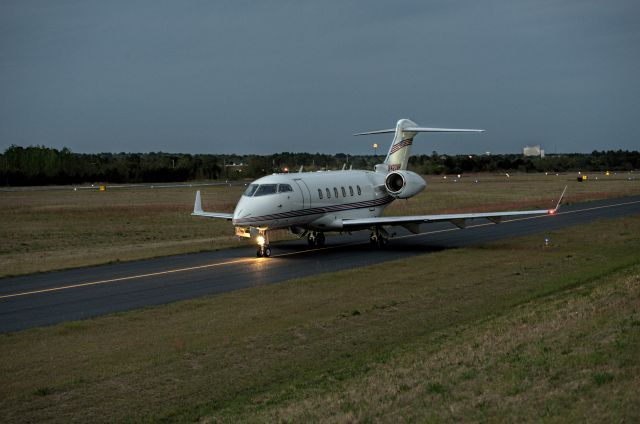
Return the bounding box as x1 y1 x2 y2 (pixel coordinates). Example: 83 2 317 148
548 209 557 215
257 235 265 246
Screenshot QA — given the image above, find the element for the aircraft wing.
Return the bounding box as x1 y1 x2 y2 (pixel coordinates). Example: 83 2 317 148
342 208 552 231
191 190 233 220
343 186 566 231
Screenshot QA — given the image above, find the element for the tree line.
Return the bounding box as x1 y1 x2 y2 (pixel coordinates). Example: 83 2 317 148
0 146 221 186
1 145 638 186
409 150 640 175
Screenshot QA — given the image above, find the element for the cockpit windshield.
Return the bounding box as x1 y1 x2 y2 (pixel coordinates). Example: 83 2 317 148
254 184 278 196
243 183 293 197
243 184 259 197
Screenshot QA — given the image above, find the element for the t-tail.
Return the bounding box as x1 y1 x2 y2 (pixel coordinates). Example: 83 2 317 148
354 118 484 171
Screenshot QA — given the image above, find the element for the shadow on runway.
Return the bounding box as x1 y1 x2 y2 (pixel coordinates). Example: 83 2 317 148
272 238 450 260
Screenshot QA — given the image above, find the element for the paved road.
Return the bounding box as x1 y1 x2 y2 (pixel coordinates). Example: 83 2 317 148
1 195 639 333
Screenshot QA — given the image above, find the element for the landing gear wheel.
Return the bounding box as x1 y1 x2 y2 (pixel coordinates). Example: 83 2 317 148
257 245 271 257
307 235 316 246
370 227 388 249
256 230 271 258
308 231 324 247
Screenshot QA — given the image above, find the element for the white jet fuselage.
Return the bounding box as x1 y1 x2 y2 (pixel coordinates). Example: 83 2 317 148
232 170 400 232
193 118 557 258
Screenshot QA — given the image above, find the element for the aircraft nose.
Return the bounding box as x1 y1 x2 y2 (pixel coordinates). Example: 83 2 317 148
232 208 244 225
232 198 252 225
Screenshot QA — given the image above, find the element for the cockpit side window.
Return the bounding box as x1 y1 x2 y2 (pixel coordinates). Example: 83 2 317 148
254 184 278 196
243 184 259 197
277 184 293 193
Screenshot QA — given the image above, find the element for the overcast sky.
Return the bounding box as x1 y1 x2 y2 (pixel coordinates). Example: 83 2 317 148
1 0 638 155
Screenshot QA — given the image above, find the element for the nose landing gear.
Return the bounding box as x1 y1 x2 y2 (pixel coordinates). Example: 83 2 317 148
257 245 271 258
256 230 271 258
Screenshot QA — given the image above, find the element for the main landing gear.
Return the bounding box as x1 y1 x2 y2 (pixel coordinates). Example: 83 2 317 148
307 231 326 247
369 226 389 248
256 230 271 258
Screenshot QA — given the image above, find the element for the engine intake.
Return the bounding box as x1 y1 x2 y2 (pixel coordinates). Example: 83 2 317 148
384 170 426 199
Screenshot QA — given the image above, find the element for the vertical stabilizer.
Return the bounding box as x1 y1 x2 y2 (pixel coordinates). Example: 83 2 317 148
384 119 418 171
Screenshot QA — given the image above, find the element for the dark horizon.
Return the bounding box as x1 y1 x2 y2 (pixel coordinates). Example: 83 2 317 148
4 144 640 157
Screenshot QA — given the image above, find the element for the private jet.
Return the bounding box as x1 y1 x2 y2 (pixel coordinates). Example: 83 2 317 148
193 119 562 257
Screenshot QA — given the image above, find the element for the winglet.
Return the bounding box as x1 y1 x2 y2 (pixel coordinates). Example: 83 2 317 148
191 191 234 220
194 190 203 213
549 185 568 215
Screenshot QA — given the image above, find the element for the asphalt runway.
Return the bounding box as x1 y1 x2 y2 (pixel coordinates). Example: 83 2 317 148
1 195 639 333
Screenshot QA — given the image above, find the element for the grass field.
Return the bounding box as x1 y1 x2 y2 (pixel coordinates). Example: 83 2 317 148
1 172 638 277
0 215 638 423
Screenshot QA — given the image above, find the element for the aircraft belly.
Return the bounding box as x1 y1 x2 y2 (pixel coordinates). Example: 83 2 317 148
306 215 340 231
305 208 372 231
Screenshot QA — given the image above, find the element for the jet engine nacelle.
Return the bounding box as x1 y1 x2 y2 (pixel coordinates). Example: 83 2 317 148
384 170 426 199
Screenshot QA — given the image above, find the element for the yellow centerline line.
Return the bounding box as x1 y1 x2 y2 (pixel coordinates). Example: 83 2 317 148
2 198 638 300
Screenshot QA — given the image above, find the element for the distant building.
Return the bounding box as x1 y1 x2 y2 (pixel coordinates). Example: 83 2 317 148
523 145 545 157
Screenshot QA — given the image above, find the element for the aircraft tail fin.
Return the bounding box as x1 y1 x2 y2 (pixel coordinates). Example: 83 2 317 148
354 119 484 171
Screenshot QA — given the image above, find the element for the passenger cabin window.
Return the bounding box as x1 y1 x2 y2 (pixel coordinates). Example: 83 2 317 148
326 188 331 198
254 184 278 196
341 187 346 197
243 184 259 197
318 188 323 199
357 185 362 195
349 186 354 196
277 184 293 193
334 187 339 198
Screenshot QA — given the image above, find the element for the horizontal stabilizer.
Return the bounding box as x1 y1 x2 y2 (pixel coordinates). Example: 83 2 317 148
353 127 484 136
352 128 395 136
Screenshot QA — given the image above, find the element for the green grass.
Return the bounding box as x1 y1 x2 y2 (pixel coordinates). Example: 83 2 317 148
0 215 638 423
0 173 638 277
0 184 263 276
237 265 639 423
